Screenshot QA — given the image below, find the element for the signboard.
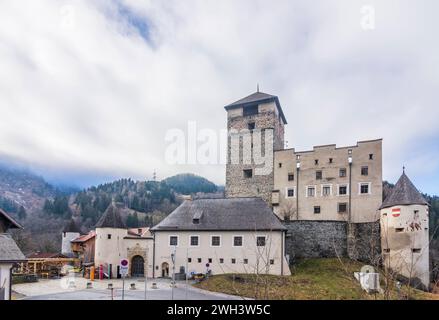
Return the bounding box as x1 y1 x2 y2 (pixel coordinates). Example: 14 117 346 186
120 259 129 276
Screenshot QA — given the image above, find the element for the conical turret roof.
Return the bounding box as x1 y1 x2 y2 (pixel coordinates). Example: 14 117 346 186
62 218 81 233
95 202 126 229
380 171 428 209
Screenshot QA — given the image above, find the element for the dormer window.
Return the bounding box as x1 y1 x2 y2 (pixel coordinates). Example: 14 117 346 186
248 122 256 130
243 105 258 116
193 218 200 224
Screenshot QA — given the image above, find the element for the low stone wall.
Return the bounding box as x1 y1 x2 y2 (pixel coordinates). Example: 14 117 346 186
283 220 381 265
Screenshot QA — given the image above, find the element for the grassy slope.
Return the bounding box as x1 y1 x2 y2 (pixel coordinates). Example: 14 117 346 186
194 258 438 300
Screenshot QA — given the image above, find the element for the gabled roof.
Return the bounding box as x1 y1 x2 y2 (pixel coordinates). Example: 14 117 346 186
380 172 428 209
0 234 26 262
151 197 286 232
62 219 81 233
224 91 288 124
71 231 96 243
0 208 23 230
95 202 126 229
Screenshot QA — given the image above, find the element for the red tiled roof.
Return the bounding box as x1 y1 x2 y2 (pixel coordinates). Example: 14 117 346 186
71 231 96 243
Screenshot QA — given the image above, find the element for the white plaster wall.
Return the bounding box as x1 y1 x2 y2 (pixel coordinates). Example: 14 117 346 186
124 238 154 278
380 204 430 288
61 232 80 255
0 263 12 300
94 228 128 277
153 231 290 277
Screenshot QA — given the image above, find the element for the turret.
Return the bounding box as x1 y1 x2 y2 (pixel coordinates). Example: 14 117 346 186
61 219 81 256
380 169 430 290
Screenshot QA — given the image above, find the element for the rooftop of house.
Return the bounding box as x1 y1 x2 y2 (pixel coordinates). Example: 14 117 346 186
71 231 96 243
62 218 81 233
151 197 286 232
0 208 23 231
0 233 26 262
95 202 126 229
224 91 287 124
380 170 428 209
26 252 68 259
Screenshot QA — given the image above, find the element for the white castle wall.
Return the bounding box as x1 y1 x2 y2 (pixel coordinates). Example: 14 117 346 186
61 232 80 255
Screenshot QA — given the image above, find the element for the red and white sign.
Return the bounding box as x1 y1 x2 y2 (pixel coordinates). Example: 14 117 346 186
392 208 401 217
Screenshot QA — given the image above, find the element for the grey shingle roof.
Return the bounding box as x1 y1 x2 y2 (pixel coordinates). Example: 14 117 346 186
224 91 288 124
380 172 428 209
151 197 286 231
0 208 22 230
95 203 126 229
0 234 26 262
62 219 81 233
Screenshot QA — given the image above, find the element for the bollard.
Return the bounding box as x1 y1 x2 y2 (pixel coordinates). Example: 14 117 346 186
68 280 76 289
86 282 93 289
107 283 113 289
130 283 136 290
151 282 157 289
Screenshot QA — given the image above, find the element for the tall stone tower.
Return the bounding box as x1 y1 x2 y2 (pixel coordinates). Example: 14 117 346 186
61 219 81 257
224 91 287 204
380 170 430 290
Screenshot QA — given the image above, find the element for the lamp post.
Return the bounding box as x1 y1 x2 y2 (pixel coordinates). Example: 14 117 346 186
348 150 353 223
171 247 176 300
296 155 301 220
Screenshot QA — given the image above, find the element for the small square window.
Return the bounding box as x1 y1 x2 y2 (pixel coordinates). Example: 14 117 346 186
219 258 224 264
412 248 421 253
208 258 212 263
329 158 333 164
314 206 321 214
107 234 112 239
231 258 236 264
361 166 369 176
315 159 319 165
360 183 370 194
287 188 295 198
338 203 347 213
211 236 221 247
278 162 282 168
270 259 274 265
188 258 192 263
243 259 248 264
339 168 347 177
316 171 322 180
233 236 243 247
369 154 374 160
338 185 347 195
243 169 253 178
256 236 266 247
288 173 294 181
190 236 199 246
197 258 202 263
170 236 178 246
383 248 390 253
395 228 404 233
248 122 256 130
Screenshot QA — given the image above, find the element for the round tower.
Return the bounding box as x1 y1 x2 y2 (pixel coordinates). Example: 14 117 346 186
61 219 81 256
380 169 430 290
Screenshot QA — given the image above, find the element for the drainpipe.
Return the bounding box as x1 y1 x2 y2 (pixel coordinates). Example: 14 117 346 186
281 231 285 276
152 232 156 278
296 157 301 220
348 153 353 223
9 265 13 300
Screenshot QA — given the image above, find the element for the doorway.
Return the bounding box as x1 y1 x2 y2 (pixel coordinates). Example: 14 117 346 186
131 255 145 277
161 262 169 277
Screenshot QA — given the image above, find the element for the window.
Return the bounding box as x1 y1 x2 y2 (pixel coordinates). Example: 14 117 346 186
369 154 374 160
287 188 295 198
322 185 332 196
107 234 112 239
169 236 178 246
329 158 333 164
208 258 212 263
219 258 224 264
193 218 200 224
256 236 266 247
198 258 202 263
315 159 319 165
412 248 421 253
288 173 294 181
243 105 258 116
248 122 256 130
278 162 282 168
188 258 192 263
338 185 348 195
233 236 243 247
395 228 404 233
383 248 390 254
338 203 347 213
314 206 321 214
190 236 199 246
360 183 370 194
316 171 322 180
307 186 316 197
231 258 236 264
243 259 248 264
361 166 369 176
211 236 221 247
243 169 253 178
339 168 347 177
270 259 274 265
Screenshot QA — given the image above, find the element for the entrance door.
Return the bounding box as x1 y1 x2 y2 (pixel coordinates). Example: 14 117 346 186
161 262 169 277
131 255 145 277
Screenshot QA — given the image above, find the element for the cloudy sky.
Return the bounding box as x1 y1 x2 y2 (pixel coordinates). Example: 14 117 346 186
0 0 438 194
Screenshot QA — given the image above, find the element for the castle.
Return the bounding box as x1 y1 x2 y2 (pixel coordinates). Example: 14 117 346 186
65 91 430 290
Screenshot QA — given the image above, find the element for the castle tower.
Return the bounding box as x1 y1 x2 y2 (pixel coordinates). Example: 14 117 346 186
224 91 287 204
61 219 81 256
94 202 127 278
379 170 430 289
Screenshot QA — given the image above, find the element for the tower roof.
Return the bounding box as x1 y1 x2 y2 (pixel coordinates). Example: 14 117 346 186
0 208 23 230
95 202 126 229
380 171 428 209
224 91 287 124
62 218 81 233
